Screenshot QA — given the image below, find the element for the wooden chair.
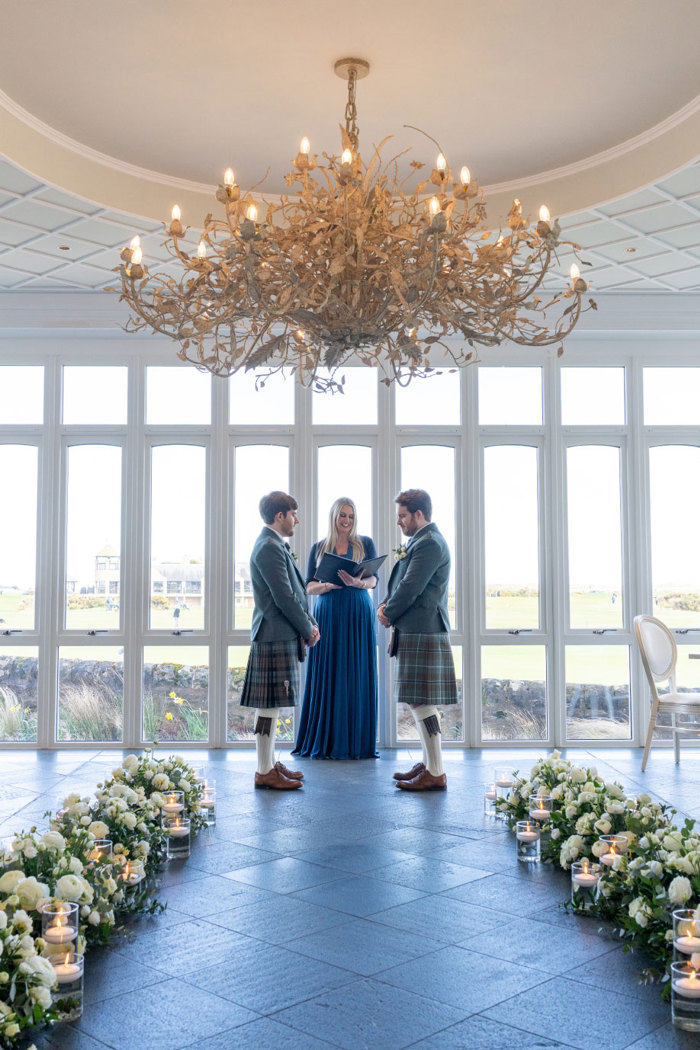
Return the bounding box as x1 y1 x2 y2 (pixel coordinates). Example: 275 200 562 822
634 614 700 771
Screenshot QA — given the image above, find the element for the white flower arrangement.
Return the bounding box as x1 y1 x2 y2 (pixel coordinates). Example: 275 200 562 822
0 909 56 1045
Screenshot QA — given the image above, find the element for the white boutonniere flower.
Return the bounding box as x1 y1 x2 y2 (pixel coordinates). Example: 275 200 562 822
393 545 408 561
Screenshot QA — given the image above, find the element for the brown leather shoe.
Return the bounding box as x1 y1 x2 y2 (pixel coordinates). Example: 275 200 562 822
396 769 447 791
255 768 302 790
393 762 425 781
275 760 304 780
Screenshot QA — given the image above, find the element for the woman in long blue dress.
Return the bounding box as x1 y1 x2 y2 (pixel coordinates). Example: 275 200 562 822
293 497 379 759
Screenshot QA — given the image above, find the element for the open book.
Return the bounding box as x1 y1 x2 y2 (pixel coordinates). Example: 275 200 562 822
314 551 387 586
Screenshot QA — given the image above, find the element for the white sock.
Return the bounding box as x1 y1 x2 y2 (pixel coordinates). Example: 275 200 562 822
254 708 280 774
411 705 443 776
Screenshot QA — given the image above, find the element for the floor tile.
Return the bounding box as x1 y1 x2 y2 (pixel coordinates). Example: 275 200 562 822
273 977 468 1050
82 946 166 1006
225 856 344 893
291 873 425 916
404 1012 576 1049
187 1017 337 1050
206 894 347 943
287 916 444 976
369 855 492 893
443 871 570 915
109 918 254 976
377 944 549 1010
461 916 617 973
623 1022 700 1049
565 945 661 1001
483 975 669 1050
293 842 416 874
371 893 503 943
156 872 271 917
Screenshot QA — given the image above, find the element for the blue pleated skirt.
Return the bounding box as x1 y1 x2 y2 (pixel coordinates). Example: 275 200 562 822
293 585 378 759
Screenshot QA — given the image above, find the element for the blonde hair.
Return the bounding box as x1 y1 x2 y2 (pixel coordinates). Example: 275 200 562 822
319 497 365 562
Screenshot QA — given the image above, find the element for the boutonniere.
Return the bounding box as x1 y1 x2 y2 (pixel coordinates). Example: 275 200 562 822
290 551 299 563
393 545 408 561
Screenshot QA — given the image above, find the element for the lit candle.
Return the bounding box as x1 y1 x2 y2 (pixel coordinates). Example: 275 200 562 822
429 197 441 218
300 137 310 155
675 932 700 954
198 240 207 259
129 235 141 251
341 148 353 165
573 870 598 888
460 166 470 187
495 778 512 788
246 203 258 223
161 794 184 814
484 788 497 801
224 168 235 188
52 954 81 985
171 205 181 223
539 205 551 224
516 829 539 843
436 153 447 173
44 920 77 945
674 971 700 998
600 848 618 867
131 246 143 267
168 823 189 838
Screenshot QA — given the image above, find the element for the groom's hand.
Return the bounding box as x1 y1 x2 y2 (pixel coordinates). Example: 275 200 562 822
306 626 321 647
377 604 390 628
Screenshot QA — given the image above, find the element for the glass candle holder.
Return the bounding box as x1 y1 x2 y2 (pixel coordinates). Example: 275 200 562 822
516 820 540 864
571 860 600 909
190 765 206 785
673 910 700 959
161 790 185 817
200 783 216 827
51 951 84 1021
121 860 145 890
87 838 113 865
598 834 627 868
671 961 700 1031
493 768 514 791
165 816 191 859
529 793 554 824
42 900 79 953
484 782 498 816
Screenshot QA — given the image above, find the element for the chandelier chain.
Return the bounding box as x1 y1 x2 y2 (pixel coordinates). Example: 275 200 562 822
344 69 359 151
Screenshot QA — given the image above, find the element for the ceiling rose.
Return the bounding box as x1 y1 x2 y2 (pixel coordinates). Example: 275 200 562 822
116 59 594 391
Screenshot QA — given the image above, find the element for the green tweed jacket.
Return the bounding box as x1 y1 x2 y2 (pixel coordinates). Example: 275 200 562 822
249 527 316 643
383 522 451 634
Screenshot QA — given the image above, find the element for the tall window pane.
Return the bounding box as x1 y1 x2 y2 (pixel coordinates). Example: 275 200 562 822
58 646 123 742
316 445 373 544
566 646 630 740
234 445 289 630
0 446 38 630
229 369 294 424
0 646 38 742
484 445 540 629
150 446 206 630
400 445 456 628
481 645 547 741
65 445 122 630
395 372 460 425
0 366 43 423
63 367 127 424
567 446 623 628
479 367 542 425
649 446 700 628
147 367 211 424
561 368 625 425
312 369 377 425
142 646 209 742
644 368 700 425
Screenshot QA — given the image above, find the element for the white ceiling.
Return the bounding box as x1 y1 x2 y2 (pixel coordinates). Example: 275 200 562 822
1 153 700 294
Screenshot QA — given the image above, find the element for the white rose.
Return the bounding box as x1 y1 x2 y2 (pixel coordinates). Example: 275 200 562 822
551 828 561 840
80 816 91 826
122 755 139 774
68 857 83 874
0 912 7 930
565 805 579 820
30 985 52 1009
570 768 587 783
4 1023 19 1038
88 910 101 926
670 855 695 875
55 874 92 903
152 774 170 790
594 819 611 835
23 844 37 859
121 812 137 830
608 801 625 815
16 877 50 909
669 876 693 905
0 870 25 894
88 821 110 840
40 831 66 852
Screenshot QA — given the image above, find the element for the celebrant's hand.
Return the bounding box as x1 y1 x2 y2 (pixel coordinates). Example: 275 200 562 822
337 569 366 588
377 604 390 627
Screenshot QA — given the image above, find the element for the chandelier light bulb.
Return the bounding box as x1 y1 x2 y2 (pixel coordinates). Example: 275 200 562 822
436 153 447 172
198 240 207 259
171 205 181 222
130 235 141 251
131 246 143 266
429 197 441 217
246 203 258 222
224 168 235 188
460 166 470 187
539 205 551 224
570 263 581 282
341 148 353 165
300 137 310 155
513 198 521 213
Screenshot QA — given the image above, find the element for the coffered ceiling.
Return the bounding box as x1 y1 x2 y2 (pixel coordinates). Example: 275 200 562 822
0 0 699 296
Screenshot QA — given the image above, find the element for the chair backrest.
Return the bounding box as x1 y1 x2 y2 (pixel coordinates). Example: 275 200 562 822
634 614 677 696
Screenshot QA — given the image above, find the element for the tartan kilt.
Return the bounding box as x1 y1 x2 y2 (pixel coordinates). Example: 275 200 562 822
394 632 458 706
240 640 301 709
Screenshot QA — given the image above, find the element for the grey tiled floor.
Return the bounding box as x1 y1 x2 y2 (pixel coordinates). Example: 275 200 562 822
1 746 698 1050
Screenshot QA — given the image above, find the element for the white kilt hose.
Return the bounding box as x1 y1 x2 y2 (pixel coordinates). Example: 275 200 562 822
394 632 458 706
240 639 301 709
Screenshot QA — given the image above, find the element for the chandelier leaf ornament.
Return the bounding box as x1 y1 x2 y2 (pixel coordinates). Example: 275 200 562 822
117 58 594 392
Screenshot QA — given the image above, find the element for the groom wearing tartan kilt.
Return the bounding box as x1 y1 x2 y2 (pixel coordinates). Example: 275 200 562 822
240 491 319 790
378 488 457 790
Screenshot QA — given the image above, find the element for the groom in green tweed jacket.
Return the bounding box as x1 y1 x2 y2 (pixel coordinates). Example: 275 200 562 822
378 488 457 790
240 491 319 789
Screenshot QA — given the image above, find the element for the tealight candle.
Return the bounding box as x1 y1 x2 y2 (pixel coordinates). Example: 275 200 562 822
598 834 626 867
165 815 191 859
573 871 598 888
671 961 700 1031
673 911 700 956
53 957 82 985
517 830 539 843
484 787 497 801
516 820 540 864
161 790 185 815
168 825 189 838
674 975 700 999
44 923 77 945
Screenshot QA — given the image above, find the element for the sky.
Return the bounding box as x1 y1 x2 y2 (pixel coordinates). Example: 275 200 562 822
1 364 699 597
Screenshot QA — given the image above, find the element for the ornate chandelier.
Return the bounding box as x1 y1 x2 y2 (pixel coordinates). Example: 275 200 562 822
117 58 593 391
